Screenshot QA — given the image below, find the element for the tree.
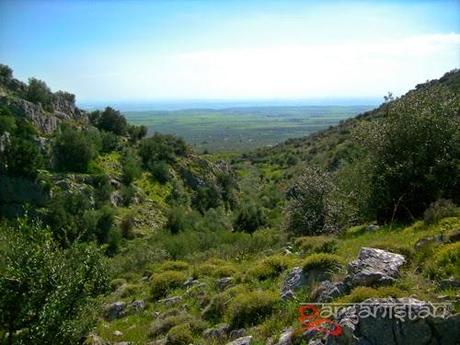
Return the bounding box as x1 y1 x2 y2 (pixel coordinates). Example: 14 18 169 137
233 200 266 234
0 64 13 79
26 78 53 111
285 167 346 235
138 133 188 167
96 107 128 135
0 220 108 345
353 86 460 222
53 126 96 173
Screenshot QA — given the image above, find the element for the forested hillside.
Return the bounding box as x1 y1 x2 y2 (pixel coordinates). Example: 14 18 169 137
1 65 459 345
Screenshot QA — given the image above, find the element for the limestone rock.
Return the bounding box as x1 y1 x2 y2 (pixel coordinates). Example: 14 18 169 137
280 267 307 300
226 336 253 345
104 301 126 320
348 247 405 287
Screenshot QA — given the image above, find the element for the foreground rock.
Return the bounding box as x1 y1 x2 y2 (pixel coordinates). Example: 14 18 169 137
312 297 459 345
348 247 406 287
226 336 253 345
280 267 307 300
104 301 126 320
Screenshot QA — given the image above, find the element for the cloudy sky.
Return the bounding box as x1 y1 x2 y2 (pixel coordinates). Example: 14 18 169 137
0 0 459 103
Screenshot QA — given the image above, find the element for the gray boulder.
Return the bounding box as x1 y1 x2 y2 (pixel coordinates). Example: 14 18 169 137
104 301 126 320
130 299 146 311
203 323 230 339
217 277 234 290
275 328 295 345
226 336 253 345
348 248 405 287
319 297 459 345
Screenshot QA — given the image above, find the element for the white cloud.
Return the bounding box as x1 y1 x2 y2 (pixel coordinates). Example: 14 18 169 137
75 33 460 101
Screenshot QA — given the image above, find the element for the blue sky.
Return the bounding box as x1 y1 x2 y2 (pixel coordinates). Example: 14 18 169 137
0 0 459 103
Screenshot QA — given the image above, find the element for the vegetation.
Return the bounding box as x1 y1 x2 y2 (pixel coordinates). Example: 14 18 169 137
1 65 459 344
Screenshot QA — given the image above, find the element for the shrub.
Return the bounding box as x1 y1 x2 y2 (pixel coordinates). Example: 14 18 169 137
286 167 348 236
151 271 187 299
166 207 191 235
425 242 460 281
100 130 120 153
423 199 457 225
233 200 267 234
128 124 148 142
96 107 127 135
150 160 171 183
53 126 96 173
27 78 53 111
139 133 188 166
247 255 290 280
3 136 43 178
338 286 405 303
120 212 136 239
302 253 343 273
156 260 190 272
0 63 13 79
226 290 278 328
121 149 142 184
0 221 108 345
166 324 194 345
294 236 338 254
353 87 460 222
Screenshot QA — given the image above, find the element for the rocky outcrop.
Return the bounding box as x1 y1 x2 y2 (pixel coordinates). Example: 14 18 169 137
317 297 460 345
280 267 307 300
348 247 406 287
0 92 88 134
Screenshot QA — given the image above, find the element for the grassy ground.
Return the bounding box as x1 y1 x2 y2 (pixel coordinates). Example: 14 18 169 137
93 213 460 344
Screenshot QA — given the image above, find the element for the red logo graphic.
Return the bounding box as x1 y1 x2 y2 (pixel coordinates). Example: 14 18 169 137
298 304 342 337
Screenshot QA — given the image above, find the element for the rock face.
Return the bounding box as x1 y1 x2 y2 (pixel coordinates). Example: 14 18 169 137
320 298 460 345
0 93 88 134
280 267 307 300
348 248 406 287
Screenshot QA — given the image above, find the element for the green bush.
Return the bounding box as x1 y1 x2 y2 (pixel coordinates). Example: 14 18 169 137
27 78 53 111
100 130 120 153
0 63 13 79
294 236 338 254
53 126 96 173
302 253 343 273
0 220 108 345
121 149 142 184
233 200 267 234
150 160 171 183
247 255 290 280
425 242 460 281
166 324 194 345
353 86 460 222
139 133 187 166
96 107 127 135
156 260 190 272
286 167 348 236
151 270 188 299
226 290 278 328
423 199 457 225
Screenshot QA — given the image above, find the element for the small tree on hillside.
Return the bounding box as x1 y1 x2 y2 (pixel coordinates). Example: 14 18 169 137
353 86 460 222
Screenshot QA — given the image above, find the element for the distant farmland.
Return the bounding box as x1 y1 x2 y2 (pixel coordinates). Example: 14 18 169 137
124 105 373 152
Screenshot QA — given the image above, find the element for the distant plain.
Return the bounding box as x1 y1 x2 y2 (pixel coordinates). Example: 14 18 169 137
123 105 374 152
